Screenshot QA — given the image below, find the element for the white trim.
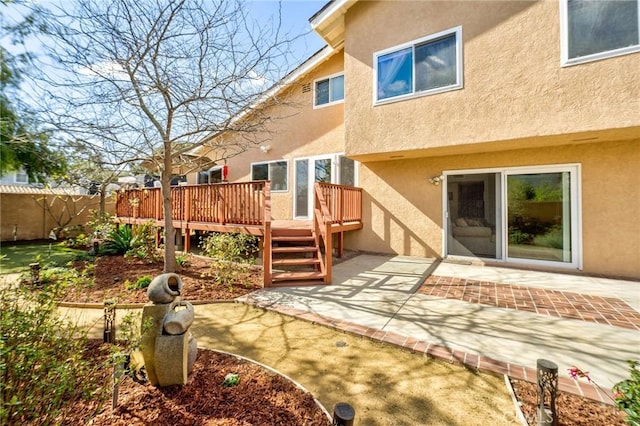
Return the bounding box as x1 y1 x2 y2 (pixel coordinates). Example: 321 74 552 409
313 72 345 109
373 26 463 106
250 159 289 193
559 0 640 67
292 153 359 220
442 163 582 270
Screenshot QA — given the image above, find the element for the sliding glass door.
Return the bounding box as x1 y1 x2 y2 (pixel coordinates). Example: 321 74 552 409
506 171 573 263
445 165 579 268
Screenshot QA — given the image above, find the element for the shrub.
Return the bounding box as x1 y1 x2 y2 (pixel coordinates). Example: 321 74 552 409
532 226 564 249
103 224 134 255
613 360 640 425
199 232 259 261
127 221 159 262
126 275 152 290
176 254 191 267
0 281 108 424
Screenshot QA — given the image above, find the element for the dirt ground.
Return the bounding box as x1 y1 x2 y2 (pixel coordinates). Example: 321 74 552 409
64 302 519 426
47 254 626 425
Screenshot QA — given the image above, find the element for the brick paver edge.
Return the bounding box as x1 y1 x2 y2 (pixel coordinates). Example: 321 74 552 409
240 296 615 406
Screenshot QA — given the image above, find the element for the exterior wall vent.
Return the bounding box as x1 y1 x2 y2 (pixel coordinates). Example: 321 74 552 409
302 83 311 93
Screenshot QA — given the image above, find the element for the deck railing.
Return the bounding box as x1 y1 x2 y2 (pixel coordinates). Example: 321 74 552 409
317 182 362 224
115 181 269 225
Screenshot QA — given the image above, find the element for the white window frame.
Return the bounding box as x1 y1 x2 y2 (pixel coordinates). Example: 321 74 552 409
373 26 463 105
14 170 28 184
560 0 640 66
313 72 345 109
250 159 289 192
292 153 359 220
442 163 582 270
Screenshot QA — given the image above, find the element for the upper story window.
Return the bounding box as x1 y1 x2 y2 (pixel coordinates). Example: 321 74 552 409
314 73 344 108
374 26 463 104
251 160 288 191
561 0 640 66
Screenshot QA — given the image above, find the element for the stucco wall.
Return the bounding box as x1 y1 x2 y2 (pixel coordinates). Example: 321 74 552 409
347 139 640 279
0 193 115 242
194 50 346 220
343 1 640 159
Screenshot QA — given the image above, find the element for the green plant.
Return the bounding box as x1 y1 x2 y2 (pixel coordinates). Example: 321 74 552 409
508 227 532 245
0 281 109 424
176 253 191 267
87 210 115 241
199 232 259 261
125 221 160 262
222 373 240 388
126 275 152 290
569 364 640 425
532 226 564 249
613 360 640 425
104 224 134 255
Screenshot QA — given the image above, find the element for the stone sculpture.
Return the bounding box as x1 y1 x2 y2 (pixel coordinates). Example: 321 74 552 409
140 273 197 386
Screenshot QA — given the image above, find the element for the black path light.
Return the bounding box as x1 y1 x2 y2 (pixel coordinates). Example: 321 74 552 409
537 358 559 426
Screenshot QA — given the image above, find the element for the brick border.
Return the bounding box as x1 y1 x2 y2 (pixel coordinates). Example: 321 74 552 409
241 296 616 406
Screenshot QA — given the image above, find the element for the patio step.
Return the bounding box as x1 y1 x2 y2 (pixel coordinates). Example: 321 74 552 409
271 271 325 283
272 258 321 266
272 246 318 254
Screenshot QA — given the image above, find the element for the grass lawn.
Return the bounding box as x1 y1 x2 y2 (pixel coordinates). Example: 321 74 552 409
0 242 86 274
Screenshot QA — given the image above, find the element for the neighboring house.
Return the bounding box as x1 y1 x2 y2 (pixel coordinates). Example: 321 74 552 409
184 0 638 280
0 169 37 186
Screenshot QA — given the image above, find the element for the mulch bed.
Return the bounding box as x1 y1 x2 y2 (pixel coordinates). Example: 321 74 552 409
58 340 330 425
510 379 627 425
61 254 262 304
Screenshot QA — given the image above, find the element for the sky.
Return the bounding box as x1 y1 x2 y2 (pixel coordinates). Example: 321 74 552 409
247 0 328 64
2 0 328 70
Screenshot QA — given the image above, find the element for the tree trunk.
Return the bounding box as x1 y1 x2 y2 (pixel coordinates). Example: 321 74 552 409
162 168 176 273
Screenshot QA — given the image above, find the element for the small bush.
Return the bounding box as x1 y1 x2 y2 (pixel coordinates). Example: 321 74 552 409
199 232 259 261
126 275 152 290
613 360 640 425
0 281 108 424
532 226 564 249
176 254 191 267
103 224 134 255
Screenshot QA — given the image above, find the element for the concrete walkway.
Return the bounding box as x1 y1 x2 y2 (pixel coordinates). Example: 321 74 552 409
237 254 640 401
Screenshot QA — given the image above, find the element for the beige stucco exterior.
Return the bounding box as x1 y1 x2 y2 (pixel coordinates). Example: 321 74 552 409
193 49 346 220
342 1 639 161
348 139 640 278
186 1 639 279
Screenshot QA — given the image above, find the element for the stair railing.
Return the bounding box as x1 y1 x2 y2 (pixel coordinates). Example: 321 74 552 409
313 182 334 284
262 181 272 287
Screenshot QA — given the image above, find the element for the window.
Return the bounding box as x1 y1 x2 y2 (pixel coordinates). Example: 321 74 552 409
314 73 344 107
561 0 640 65
197 168 222 184
251 160 288 191
374 26 462 104
15 170 28 184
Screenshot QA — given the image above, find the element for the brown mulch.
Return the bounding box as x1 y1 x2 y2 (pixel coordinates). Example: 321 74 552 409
52 255 628 424
61 254 262 304
510 379 627 425
58 340 330 425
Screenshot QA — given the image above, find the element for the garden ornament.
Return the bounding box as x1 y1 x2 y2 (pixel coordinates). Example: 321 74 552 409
140 273 198 386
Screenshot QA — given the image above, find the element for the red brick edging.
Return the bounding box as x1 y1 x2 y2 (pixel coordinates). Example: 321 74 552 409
241 295 616 405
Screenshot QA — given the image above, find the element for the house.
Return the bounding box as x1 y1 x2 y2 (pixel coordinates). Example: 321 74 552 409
121 0 640 281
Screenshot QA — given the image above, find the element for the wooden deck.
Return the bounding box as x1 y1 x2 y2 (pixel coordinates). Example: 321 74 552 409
114 182 363 287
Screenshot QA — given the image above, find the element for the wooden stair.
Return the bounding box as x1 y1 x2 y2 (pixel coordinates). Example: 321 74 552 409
270 228 326 286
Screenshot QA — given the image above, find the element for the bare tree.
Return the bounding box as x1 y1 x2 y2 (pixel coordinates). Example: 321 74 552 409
31 0 296 271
